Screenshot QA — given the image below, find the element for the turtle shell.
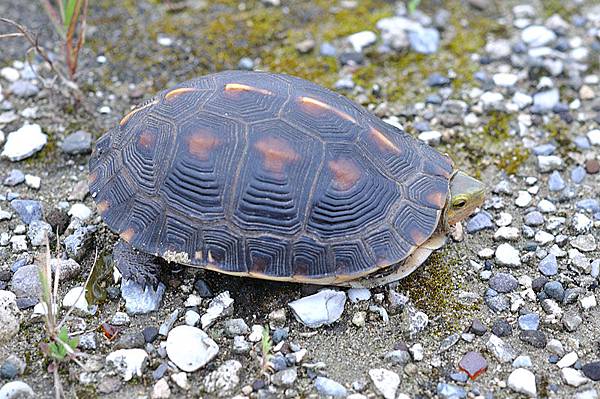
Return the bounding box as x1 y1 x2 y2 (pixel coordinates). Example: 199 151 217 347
89 71 454 284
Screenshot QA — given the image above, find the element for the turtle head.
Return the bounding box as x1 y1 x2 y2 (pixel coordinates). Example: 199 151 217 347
444 171 485 226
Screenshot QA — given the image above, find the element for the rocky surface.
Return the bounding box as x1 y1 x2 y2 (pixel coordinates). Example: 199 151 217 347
0 0 599 398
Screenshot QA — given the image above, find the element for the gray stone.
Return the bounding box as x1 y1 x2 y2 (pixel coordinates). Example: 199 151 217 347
9 265 41 301
539 254 558 276
10 200 43 225
486 334 517 363
524 211 544 226
315 377 347 398
489 273 518 293
271 367 297 387
223 318 249 337
548 171 566 191
203 360 242 397
0 291 21 343
518 313 540 331
27 220 52 246
3 170 24 187
466 211 493 233
121 279 165 315
368 368 400 399
8 80 39 98
60 130 92 154
437 383 466 399
408 28 439 54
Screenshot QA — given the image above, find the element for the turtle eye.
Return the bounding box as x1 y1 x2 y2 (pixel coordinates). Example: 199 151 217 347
454 199 467 208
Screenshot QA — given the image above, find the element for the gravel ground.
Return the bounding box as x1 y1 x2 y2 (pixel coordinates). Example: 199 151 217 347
0 0 599 398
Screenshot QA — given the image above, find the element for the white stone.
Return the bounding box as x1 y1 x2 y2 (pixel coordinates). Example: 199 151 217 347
248 325 264 342
347 30 377 52
409 343 423 361
587 129 600 146
537 199 557 213
1 124 47 161
0 67 20 82
151 378 171 399
417 131 441 145
573 213 592 233
157 36 173 46
24 174 40 189
106 349 148 381
480 91 504 108
68 203 92 221
10 235 27 252
513 92 533 109
496 212 513 227
495 243 521 266
347 288 371 303
580 295 597 310
0 290 21 343
507 368 537 397
515 191 532 207
556 352 578 368
487 334 517 363
494 227 519 241
185 310 200 326
368 368 400 399
535 231 554 245
203 359 242 397
561 368 589 387
493 73 518 87
288 289 346 328
522 25 556 47
62 287 96 315
0 381 34 398
201 291 234 329
166 325 219 372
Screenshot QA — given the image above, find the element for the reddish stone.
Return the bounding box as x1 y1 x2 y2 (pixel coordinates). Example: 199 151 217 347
100 323 119 340
585 159 599 174
458 351 488 380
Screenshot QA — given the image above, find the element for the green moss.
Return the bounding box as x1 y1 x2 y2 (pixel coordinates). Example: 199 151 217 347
541 0 581 19
481 110 511 141
401 247 477 333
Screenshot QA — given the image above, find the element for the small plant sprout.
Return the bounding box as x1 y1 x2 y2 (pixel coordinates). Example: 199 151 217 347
38 234 96 399
408 0 421 14
261 325 273 374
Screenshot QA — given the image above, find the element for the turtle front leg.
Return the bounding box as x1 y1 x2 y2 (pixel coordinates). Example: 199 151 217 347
113 239 164 288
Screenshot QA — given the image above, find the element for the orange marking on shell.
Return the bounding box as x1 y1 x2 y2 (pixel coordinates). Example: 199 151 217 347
97 201 109 214
409 227 427 246
120 228 135 243
165 87 199 101
426 190 445 209
224 83 272 96
187 130 220 160
138 131 156 149
328 159 361 191
255 137 299 173
119 100 157 126
88 172 97 184
299 96 357 123
370 127 401 155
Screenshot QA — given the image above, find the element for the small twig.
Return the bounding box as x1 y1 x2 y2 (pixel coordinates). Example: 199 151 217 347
0 32 24 39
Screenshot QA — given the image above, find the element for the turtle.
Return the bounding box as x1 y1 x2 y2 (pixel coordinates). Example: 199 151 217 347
88 70 484 289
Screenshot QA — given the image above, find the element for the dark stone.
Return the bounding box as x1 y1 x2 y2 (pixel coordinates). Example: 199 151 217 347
427 73 450 87
10 199 43 224
152 363 168 380
194 278 213 298
519 330 547 348
252 379 266 391
142 326 159 343
491 319 512 337
0 361 18 379
489 273 518 293
338 52 364 65
469 319 487 336
114 332 145 349
60 130 92 155
543 281 565 301
582 361 600 381
45 208 70 235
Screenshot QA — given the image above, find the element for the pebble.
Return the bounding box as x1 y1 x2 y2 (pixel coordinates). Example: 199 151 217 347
458 351 487 379
60 130 92 154
587 129 600 146
537 199 557 213
515 191 532 207
8 81 39 98
436 383 466 399
10 200 43 225
582 362 600 381
0 291 21 343
223 318 249 337
347 288 371 303
24 174 40 190
159 309 179 336
417 130 442 145
319 42 337 56
548 171 565 191
557 352 578 369
166 325 219 372
571 235 596 252
3 169 24 187
237 57 254 70
466 211 493 233
9 264 41 301
0 67 19 82
347 31 377 52
518 313 540 331
68 203 92 221
1 124 47 161
524 211 544 226
201 291 234 329
507 368 537 397
295 39 315 54
493 73 518 87
544 280 564 301
121 279 165 315
151 378 170 399
105 349 148 381
368 368 400 399
495 243 521 266
491 319 512 337
519 330 547 348
538 155 563 172
314 377 347 398
408 28 439 54
203 360 242 397
561 368 589 387
489 273 518 293
271 367 297 387
513 355 533 369
0 381 34 398
486 334 517 363
62 286 96 315
288 289 346 328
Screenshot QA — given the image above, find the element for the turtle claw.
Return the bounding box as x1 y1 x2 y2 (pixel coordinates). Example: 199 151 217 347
113 239 164 288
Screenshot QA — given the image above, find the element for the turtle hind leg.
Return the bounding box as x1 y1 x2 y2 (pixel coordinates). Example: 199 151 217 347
113 239 164 288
